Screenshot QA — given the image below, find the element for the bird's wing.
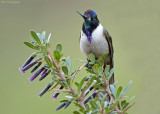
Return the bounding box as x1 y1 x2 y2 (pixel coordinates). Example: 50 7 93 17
103 28 114 84
103 28 114 61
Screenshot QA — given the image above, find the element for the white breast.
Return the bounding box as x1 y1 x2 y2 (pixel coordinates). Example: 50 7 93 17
80 24 109 59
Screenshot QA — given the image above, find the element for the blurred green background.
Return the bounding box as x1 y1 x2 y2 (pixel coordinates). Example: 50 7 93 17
0 0 160 114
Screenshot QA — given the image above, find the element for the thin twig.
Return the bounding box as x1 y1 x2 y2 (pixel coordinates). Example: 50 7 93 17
53 89 72 93
48 83 58 91
69 63 86 80
122 102 135 114
77 77 92 109
47 48 66 81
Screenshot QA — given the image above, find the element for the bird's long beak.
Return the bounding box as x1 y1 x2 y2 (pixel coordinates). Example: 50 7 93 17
76 11 87 20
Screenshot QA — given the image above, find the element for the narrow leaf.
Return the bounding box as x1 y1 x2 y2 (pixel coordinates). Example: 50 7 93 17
24 42 35 49
108 68 114 80
104 65 110 76
66 57 72 72
44 56 52 67
93 64 99 72
31 31 41 44
73 111 80 114
41 46 47 55
118 80 132 100
97 58 104 67
110 85 116 98
88 53 95 64
116 86 122 99
62 66 68 75
53 50 61 61
78 76 87 94
56 44 62 53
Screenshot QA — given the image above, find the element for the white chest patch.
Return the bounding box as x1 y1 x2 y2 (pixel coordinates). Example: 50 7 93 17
80 24 109 58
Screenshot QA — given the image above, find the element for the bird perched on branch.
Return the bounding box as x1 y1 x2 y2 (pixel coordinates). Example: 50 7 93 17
77 9 114 84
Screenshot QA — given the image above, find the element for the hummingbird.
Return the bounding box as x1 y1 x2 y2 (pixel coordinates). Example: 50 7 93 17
77 9 114 84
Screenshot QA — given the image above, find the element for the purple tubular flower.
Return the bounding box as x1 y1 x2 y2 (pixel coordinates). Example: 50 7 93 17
19 58 41 74
84 86 94 97
22 54 36 68
40 69 48 76
56 102 66 111
52 86 64 100
84 91 97 104
39 82 53 97
28 66 45 82
39 70 51 81
31 62 42 73
64 100 71 109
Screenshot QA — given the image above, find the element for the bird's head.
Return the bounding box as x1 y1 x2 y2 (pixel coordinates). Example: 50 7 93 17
77 9 99 43
77 9 99 28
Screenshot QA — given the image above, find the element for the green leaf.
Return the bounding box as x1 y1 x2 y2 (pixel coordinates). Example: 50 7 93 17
108 68 114 80
31 31 41 44
92 84 102 89
53 50 61 61
97 58 104 67
88 53 95 64
104 65 110 77
85 104 90 111
93 64 99 72
110 85 116 98
55 80 65 87
60 100 69 102
90 100 97 110
100 94 107 105
44 56 52 67
98 67 103 76
105 107 109 113
56 44 62 53
24 42 35 49
62 66 68 75
73 111 80 114
99 52 108 59
118 80 132 100
86 69 96 74
66 57 72 72
74 82 79 88
92 76 101 83
109 101 119 110
34 45 40 50
41 46 47 55
73 102 85 111
116 86 122 99
78 76 87 94
86 76 94 89
121 100 126 108
123 102 129 110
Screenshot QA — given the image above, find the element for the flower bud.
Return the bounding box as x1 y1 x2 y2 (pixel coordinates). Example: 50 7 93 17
28 66 45 82
39 82 53 97
39 70 51 81
52 86 64 100
22 54 36 68
64 100 71 109
84 91 97 104
84 86 94 97
56 102 66 111
19 58 41 74
31 62 42 73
